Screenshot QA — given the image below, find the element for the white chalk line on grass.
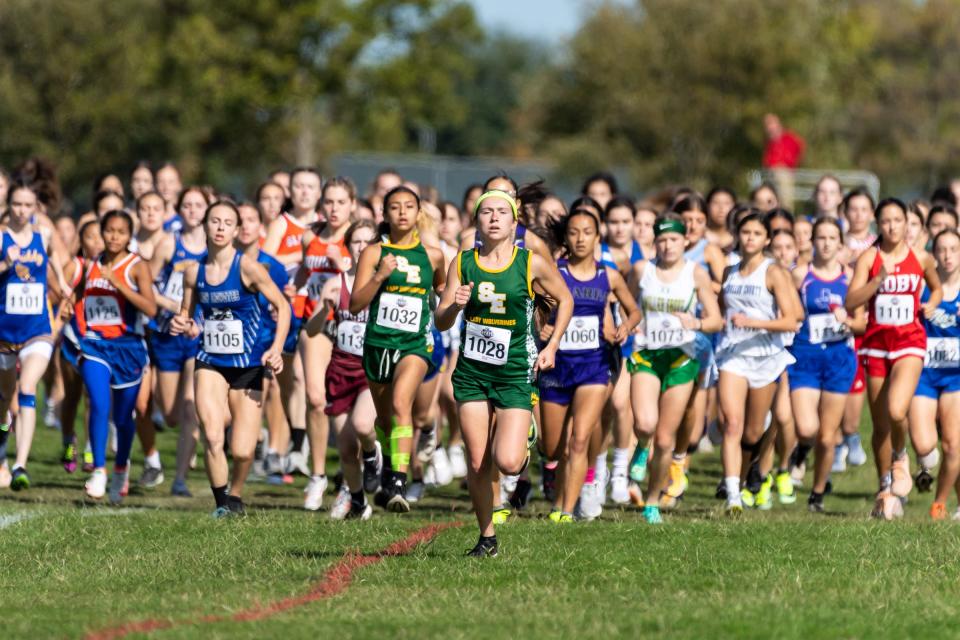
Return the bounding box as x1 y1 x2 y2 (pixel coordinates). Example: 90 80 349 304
0 508 139 530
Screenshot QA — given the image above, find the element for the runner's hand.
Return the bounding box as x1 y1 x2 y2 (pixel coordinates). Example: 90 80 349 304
262 346 284 374
454 282 474 308
535 344 556 373
375 254 397 282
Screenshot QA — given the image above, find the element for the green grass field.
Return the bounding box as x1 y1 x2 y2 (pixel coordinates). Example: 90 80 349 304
3 395 960 640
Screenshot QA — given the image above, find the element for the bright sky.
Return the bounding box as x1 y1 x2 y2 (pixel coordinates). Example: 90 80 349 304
466 0 587 43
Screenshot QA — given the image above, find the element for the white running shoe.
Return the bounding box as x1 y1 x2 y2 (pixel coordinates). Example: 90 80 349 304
595 466 609 505
952 507 960 522
416 427 438 464
303 475 328 511
405 480 425 503
609 473 630 505
44 401 60 430
846 435 868 467
328 484 352 520
696 436 714 454
500 474 519 506
832 445 848 473
430 447 453 486
423 464 437 487
575 480 603 520
109 467 129 505
448 444 467 479
85 469 107 499
286 451 311 477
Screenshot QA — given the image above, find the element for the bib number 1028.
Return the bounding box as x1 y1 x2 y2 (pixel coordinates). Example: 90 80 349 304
463 321 510 365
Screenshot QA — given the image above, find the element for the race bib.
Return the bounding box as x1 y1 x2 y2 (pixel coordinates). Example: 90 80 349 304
336 320 365 356
644 312 692 350
559 315 600 351
375 293 421 333
807 313 848 344
85 295 122 326
926 337 960 369
5 282 44 315
203 319 244 354
164 271 184 304
303 272 332 301
875 294 914 327
463 321 510 365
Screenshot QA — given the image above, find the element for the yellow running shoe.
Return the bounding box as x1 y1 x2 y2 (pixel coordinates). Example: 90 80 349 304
492 505 511 525
665 460 688 499
740 488 756 508
628 482 645 507
755 474 774 511
775 471 796 504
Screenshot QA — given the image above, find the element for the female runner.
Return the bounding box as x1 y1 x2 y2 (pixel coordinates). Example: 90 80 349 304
788 218 864 512
915 230 960 519
629 215 721 522
172 201 290 517
436 189 573 557
72 210 157 502
350 186 446 511
540 208 640 522
846 198 941 520
716 211 799 514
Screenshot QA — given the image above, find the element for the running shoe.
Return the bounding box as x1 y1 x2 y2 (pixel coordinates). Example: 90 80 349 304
345 499 372 520
725 496 744 516
329 484 352 520
807 492 824 513
264 451 284 476
715 479 728 500
914 467 934 493
832 444 848 473
755 474 774 511
430 446 453 486
465 537 498 558
575 481 602 521
138 465 164 489
61 442 78 473
696 435 714 454
789 446 808 485
286 450 311 477
416 427 438 464
448 444 467 479
492 505 511 525
211 506 232 519
595 464 608 505
775 471 796 504
85 469 107 499
385 474 410 513
0 465 10 489
10 467 30 491
609 472 630 505
548 508 562 523
363 442 383 493
952 507 960 522
509 478 533 510
171 478 192 497
665 460 688 499
628 445 649 484
658 493 679 510
405 480 425 504
109 467 129 505
82 450 95 474
871 491 903 521
628 481 644 507
44 402 60 430
500 474 519 506
642 504 663 524
846 434 868 466
891 456 913 497
541 464 557 502
930 502 948 521
227 497 246 516
304 475 328 511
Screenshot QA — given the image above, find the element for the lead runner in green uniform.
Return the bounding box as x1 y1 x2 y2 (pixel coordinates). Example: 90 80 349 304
436 190 573 558
350 186 446 512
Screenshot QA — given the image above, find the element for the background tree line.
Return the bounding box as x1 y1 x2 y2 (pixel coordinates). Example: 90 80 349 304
1 0 958 210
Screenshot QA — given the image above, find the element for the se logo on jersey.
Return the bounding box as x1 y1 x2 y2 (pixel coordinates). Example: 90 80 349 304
396 256 421 284
478 282 506 314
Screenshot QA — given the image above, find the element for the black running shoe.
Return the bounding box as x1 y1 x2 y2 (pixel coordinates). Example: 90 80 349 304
715 479 728 500
807 492 824 513
362 445 382 494
542 464 557 502
509 478 533 510
915 468 934 493
373 489 389 510
466 536 498 558
386 473 410 513
10 467 30 491
746 461 763 494
227 496 246 516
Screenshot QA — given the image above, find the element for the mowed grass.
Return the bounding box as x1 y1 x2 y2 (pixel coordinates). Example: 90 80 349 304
3 392 960 639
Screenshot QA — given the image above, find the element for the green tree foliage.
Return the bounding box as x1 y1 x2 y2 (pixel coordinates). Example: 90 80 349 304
524 0 960 195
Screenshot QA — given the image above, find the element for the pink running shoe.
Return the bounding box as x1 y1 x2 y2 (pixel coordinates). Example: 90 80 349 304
891 457 913 497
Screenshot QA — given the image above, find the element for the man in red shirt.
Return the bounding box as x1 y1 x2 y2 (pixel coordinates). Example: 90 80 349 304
762 113 805 207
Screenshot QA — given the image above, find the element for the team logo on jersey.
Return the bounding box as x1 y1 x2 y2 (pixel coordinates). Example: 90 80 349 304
478 282 506 314
395 256 421 284
878 273 921 294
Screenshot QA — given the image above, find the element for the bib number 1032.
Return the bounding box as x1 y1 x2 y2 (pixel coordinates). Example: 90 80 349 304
376 293 421 333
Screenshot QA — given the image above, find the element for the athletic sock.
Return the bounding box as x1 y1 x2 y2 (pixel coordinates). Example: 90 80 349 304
612 447 630 476
145 450 161 469
390 418 413 469
595 453 607 474
290 428 306 453
724 476 740 498
584 467 596 484
893 448 907 461
350 490 365 508
362 447 377 462
919 449 940 470
672 452 687 464
212 484 229 509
